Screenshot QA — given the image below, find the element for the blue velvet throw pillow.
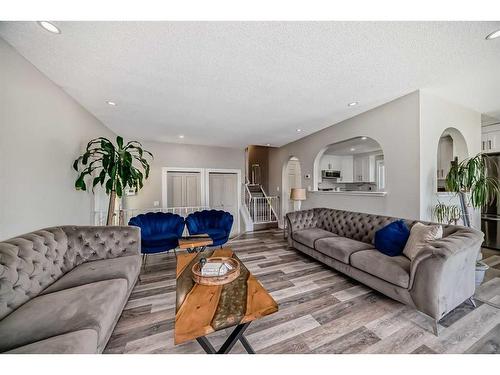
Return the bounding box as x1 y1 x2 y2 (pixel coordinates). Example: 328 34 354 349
374 220 410 257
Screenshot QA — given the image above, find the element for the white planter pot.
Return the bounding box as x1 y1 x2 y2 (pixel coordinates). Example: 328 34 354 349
475 261 489 287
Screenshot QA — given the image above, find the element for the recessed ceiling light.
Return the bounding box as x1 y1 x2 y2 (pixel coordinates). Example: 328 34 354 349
350 148 356 151
37 21 61 34
105 100 117 106
348 102 358 107
179 135 185 139
296 129 302 132
486 29 500 40
361 136 367 140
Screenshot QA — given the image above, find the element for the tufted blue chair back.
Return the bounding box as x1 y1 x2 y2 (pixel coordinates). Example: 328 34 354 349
128 212 185 238
185 210 233 236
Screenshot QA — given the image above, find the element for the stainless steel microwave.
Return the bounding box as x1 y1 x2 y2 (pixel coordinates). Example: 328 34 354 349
321 170 341 179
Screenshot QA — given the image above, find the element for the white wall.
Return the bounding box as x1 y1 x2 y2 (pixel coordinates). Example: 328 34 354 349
269 91 421 220
0 38 116 240
419 90 481 227
123 141 245 209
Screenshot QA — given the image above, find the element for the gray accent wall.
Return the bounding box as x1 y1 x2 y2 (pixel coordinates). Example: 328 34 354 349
269 90 481 224
0 38 116 240
269 92 422 220
123 141 245 210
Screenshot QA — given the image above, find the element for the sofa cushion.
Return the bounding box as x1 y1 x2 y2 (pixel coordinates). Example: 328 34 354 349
292 228 338 248
0 279 127 353
374 220 410 256
5 329 98 354
350 249 411 288
41 255 141 295
314 237 374 264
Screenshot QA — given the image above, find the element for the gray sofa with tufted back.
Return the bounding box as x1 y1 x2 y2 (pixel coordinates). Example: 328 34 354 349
286 208 484 334
0 226 141 353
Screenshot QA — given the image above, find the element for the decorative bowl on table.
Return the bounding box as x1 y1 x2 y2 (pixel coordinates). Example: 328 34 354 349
192 257 240 286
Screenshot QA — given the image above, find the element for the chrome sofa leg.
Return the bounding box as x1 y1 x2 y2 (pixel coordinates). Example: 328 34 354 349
467 297 477 308
432 319 440 336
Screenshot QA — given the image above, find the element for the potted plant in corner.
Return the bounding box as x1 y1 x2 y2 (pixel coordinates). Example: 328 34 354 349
445 153 500 285
73 136 153 225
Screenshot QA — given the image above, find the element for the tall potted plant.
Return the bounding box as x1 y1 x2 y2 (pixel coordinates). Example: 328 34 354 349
445 153 499 286
445 153 500 227
73 136 153 225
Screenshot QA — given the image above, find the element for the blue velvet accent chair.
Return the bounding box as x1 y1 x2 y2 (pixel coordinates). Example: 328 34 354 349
128 212 185 255
185 210 234 247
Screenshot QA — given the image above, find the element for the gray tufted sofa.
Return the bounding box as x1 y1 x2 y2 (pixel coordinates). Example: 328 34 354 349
0 226 141 353
286 208 484 334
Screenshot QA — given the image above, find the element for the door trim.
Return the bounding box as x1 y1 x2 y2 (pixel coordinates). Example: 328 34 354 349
162 167 205 209
206 168 241 235
161 167 241 234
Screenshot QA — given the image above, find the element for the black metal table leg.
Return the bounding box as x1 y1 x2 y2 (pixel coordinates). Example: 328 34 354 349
239 335 255 354
196 322 255 354
196 336 217 354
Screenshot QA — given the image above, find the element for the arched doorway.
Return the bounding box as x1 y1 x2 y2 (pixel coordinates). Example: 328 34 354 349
282 157 302 218
436 127 468 192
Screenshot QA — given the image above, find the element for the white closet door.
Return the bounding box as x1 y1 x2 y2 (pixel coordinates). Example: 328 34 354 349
184 174 201 207
167 172 201 207
209 173 238 235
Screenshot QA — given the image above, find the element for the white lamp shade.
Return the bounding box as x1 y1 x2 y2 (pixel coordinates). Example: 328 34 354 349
290 188 306 201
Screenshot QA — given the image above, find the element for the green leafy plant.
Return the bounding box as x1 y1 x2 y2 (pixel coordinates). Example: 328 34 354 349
445 153 500 227
73 136 153 225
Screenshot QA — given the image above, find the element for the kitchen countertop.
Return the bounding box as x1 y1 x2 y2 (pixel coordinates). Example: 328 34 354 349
312 190 387 197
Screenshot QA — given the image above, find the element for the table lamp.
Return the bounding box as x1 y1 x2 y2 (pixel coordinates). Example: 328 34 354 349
290 188 306 211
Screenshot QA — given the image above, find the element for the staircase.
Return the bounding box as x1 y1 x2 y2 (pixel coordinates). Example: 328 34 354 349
244 183 280 230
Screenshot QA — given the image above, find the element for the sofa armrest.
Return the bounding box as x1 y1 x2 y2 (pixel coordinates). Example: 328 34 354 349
62 225 141 264
408 227 483 320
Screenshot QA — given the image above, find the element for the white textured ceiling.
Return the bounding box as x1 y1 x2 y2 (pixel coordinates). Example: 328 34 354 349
1 21 500 148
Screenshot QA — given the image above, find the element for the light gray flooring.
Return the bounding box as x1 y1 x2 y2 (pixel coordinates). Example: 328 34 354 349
104 229 500 354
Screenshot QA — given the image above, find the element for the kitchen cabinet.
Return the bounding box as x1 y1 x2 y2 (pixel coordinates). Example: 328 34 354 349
353 155 376 182
320 155 353 182
482 126 500 153
437 136 453 180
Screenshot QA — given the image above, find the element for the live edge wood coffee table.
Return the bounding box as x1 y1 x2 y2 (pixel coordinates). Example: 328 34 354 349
175 248 278 354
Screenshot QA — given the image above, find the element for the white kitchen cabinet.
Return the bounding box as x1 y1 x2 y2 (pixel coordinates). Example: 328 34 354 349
320 155 353 182
482 127 500 153
353 155 376 182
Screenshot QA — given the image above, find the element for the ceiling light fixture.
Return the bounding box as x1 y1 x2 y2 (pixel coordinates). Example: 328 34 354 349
348 102 358 107
486 29 500 40
296 129 302 132
37 21 61 34
179 135 185 139
105 100 117 106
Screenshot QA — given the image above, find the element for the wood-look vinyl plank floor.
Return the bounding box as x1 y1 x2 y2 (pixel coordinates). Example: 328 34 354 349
104 229 500 354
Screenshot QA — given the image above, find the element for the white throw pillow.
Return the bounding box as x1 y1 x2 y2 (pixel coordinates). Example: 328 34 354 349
402 222 443 261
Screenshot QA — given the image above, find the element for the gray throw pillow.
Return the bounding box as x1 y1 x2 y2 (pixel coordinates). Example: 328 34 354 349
402 222 443 260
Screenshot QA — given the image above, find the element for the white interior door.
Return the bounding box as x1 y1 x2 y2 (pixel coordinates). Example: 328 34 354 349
209 173 238 235
167 172 201 207
285 159 301 213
